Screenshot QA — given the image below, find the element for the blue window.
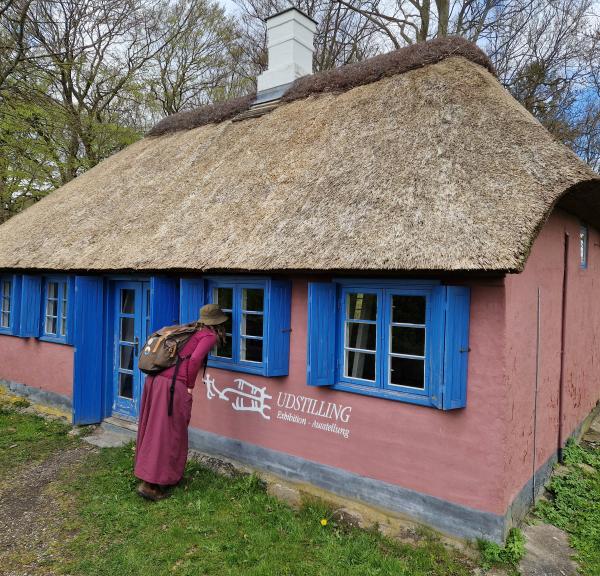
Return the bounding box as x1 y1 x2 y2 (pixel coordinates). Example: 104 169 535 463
41 276 71 343
0 276 14 332
580 224 589 269
198 277 291 377
307 280 470 410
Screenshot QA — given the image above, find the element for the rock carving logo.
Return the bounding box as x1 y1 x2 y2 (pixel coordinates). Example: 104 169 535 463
203 373 272 420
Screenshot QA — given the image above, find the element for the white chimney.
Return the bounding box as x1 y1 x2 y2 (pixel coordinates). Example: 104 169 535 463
256 7 317 101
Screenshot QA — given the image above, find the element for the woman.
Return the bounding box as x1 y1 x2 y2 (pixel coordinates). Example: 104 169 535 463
135 303 228 500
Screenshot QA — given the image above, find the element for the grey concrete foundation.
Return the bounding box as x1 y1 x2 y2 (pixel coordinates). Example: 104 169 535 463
0 379 72 413
188 427 506 542
506 400 600 533
5 376 599 545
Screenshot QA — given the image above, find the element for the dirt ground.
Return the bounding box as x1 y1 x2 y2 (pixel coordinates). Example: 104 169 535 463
0 443 96 575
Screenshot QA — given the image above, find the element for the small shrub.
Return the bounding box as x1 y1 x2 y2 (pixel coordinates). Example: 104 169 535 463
535 440 600 575
13 398 31 408
478 528 525 570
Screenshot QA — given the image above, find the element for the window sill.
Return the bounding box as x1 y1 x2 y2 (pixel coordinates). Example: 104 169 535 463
330 381 440 408
38 335 71 346
207 357 269 377
0 328 16 337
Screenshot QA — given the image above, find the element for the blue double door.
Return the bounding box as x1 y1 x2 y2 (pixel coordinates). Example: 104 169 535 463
112 281 150 420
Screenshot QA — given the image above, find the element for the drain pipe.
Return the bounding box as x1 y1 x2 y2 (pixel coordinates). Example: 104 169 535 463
532 287 541 504
558 233 569 463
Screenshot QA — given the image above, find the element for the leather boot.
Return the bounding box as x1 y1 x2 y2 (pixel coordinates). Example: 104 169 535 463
137 481 168 501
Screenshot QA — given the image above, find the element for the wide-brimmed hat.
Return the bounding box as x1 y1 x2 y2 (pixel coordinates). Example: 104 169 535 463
199 303 228 325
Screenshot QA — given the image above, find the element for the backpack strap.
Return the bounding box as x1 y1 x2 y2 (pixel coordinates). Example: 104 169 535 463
202 354 208 380
168 354 192 416
167 330 210 416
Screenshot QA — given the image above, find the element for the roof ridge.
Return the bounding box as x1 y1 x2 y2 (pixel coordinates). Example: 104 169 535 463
146 36 493 138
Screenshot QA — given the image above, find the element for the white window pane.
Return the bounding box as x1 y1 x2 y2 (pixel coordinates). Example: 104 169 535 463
346 322 376 351
392 295 426 325
241 338 262 363
390 357 425 389
391 326 425 357
345 350 376 381
580 225 588 267
1 279 10 326
61 283 68 311
47 282 58 299
45 315 57 335
120 318 135 343
242 288 263 312
347 293 377 321
214 338 233 359
46 298 57 318
119 373 133 399
214 287 233 310
121 289 135 314
242 313 263 337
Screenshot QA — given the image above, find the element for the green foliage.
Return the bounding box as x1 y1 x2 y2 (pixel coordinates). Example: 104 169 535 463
0 404 75 480
535 440 600 576
0 0 247 224
12 398 31 408
477 528 525 571
50 444 473 576
0 92 143 222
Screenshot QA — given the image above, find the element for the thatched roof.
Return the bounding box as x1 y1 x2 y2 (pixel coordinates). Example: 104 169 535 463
0 43 598 273
148 37 493 136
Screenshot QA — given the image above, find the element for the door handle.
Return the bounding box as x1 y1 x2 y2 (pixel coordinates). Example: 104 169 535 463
134 336 139 356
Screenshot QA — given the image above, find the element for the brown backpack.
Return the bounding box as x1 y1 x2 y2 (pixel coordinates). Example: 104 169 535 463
138 322 206 416
138 322 200 375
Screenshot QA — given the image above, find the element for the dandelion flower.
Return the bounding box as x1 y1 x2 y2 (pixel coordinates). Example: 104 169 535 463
320 518 328 526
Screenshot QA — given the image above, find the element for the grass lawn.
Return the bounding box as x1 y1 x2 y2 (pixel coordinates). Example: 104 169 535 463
0 401 77 481
56 446 475 576
0 402 476 576
535 439 600 576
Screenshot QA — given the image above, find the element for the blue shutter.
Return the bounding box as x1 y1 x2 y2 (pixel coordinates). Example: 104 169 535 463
264 279 292 377
66 276 76 344
150 276 179 332
10 275 23 334
73 276 105 424
442 286 470 410
19 275 42 337
306 282 337 386
180 278 204 324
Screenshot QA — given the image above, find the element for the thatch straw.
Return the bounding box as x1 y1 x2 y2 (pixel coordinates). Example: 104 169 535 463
148 94 255 137
146 36 493 136
281 36 494 103
0 56 597 273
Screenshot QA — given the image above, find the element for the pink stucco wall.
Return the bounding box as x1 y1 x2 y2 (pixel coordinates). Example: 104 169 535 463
189 277 510 515
5 208 596 519
0 335 73 397
190 209 600 517
503 209 600 509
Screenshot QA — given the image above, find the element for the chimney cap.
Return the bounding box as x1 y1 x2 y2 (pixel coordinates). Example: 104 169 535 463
264 6 318 26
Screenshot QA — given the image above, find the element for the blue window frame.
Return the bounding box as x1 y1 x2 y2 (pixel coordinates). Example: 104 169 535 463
307 279 470 410
580 223 589 269
0 275 14 333
41 276 72 343
200 276 291 377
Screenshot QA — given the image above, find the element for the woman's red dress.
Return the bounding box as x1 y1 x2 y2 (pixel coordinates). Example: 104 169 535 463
134 328 217 485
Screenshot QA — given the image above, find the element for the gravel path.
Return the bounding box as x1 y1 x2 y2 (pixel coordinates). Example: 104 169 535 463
0 443 95 576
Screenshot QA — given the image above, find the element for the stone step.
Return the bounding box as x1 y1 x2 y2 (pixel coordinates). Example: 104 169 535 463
103 416 138 434
518 523 578 576
83 416 137 448
232 100 280 121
